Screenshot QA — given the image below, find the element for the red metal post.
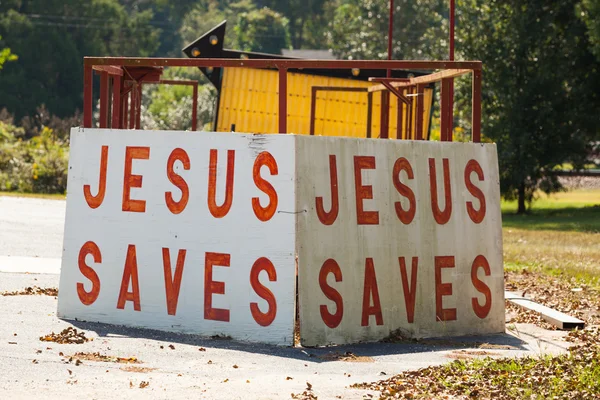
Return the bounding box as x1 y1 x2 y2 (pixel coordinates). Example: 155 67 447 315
407 86 413 139
440 78 453 141
278 68 288 134
122 90 129 129
192 82 198 131
99 71 109 129
448 0 456 142
472 69 482 143
83 65 93 128
396 92 403 139
380 92 390 139
135 84 142 130
309 87 317 135
366 92 373 138
111 75 121 129
129 88 136 129
415 83 425 140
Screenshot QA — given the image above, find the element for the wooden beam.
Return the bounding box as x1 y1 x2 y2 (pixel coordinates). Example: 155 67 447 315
369 69 471 93
92 65 124 76
505 291 585 330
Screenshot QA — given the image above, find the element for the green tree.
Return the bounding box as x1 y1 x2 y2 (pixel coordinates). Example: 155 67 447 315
0 35 17 70
235 7 291 53
578 0 600 60
256 0 330 49
458 0 600 213
0 0 160 119
326 0 447 60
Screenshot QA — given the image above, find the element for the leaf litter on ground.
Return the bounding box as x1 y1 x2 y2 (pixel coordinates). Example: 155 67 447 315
40 327 90 344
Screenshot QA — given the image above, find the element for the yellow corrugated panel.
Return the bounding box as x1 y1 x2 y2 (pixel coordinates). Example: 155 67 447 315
217 68 433 139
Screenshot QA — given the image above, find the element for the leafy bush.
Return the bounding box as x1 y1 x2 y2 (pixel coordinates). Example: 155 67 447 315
0 123 68 194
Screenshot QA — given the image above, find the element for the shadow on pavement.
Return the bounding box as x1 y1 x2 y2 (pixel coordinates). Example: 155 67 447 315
66 318 530 364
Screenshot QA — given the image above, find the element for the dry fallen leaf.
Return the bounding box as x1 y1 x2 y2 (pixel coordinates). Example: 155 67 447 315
233 364 239 369
199 347 206 352
223 379 229 383
139 381 149 389
286 376 293 380
168 344 175 350
67 369 72 375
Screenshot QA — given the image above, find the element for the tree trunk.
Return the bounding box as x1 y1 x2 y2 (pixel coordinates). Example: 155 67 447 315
517 182 526 214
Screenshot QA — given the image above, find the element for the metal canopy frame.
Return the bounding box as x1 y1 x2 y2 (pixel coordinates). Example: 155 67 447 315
84 58 482 143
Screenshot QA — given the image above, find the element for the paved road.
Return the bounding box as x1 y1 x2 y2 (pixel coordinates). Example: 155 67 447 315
0 196 65 259
0 196 571 399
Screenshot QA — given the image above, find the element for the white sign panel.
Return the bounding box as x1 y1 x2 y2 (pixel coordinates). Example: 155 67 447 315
58 129 296 345
295 136 504 346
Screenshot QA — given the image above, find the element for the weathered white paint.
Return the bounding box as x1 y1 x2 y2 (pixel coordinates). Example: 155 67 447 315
58 128 296 345
59 130 504 347
295 136 505 346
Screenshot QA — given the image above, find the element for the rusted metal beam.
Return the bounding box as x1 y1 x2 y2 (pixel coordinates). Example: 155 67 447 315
369 69 471 93
366 92 373 139
415 83 425 140
380 92 390 139
92 65 123 76
379 81 411 105
309 87 317 135
83 65 93 128
278 68 287 134
192 83 198 131
99 71 109 129
111 75 121 129
84 57 483 71
440 78 453 141
472 69 482 143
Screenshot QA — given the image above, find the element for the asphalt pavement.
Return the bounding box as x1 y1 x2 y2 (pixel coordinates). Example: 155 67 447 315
0 196 571 399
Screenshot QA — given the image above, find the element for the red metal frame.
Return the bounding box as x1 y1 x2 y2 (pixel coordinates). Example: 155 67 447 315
83 58 482 143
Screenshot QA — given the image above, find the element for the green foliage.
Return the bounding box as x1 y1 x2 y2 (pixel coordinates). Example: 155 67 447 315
234 7 291 53
0 124 68 194
0 35 17 70
458 0 600 212
579 0 600 61
0 0 161 119
326 0 446 60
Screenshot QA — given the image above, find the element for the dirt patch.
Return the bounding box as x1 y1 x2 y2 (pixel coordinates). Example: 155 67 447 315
317 351 374 362
121 366 156 373
505 270 600 329
2 286 58 296
446 349 501 360
40 327 90 344
70 352 141 364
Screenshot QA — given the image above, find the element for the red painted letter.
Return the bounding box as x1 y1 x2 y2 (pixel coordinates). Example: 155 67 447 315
435 256 456 321
316 155 339 225
165 148 190 215
429 158 452 225
464 159 486 224
77 241 101 306
117 244 141 311
471 255 492 319
208 149 235 218
250 257 277 327
354 156 379 225
204 252 230 322
399 257 418 323
83 146 108 209
392 157 416 224
122 146 150 213
162 248 186 316
252 152 278 222
361 258 383 326
319 259 343 328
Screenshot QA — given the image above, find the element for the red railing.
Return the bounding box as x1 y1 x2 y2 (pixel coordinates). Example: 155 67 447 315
84 58 482 142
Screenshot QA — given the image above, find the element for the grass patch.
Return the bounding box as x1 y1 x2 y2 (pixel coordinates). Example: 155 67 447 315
0 191 65 200
501 189 600 233
503 228 600 287
353 342 600 399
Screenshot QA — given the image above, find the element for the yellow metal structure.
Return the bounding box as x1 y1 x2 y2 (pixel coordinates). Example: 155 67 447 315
217 68 433 139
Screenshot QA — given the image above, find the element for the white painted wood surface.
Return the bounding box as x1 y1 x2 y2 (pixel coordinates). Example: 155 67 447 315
296 136 505 346
505 291 585 330
58 129 296 345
